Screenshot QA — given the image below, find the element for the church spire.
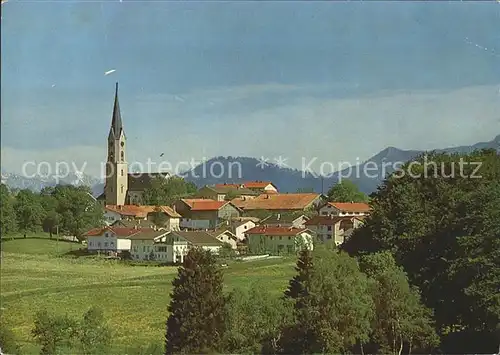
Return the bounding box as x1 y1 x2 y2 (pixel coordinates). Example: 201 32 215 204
110 82 123 138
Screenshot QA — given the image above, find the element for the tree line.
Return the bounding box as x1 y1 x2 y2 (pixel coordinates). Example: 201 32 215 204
0 184 104 241
164 149 499 355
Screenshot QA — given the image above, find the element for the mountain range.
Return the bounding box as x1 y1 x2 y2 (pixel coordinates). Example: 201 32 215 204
2 134 499 196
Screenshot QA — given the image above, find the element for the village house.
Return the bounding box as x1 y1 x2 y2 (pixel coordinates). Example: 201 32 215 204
214 181 279 194
173 198 241 229
197 185 258 201
232 193 325 214
319 202 371 217
304 215 365 245
207 229 239 249
104 205 181 230
146 206 182 231
244 225 314 255
261 213 310 228
230 219 257 241
111 219 157 229
85 226 162 255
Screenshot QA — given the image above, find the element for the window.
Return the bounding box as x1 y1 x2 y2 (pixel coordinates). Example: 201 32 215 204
110 242 114 246
327 226 332 231
121 152 124 160
98 242 101 247
120 185 124 194
104 242 108 247
89 242 93 246
121 169 124 176
121 141 124 147
143 246 146 252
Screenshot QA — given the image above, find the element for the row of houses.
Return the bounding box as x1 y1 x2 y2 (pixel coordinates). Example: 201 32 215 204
86 181 371 262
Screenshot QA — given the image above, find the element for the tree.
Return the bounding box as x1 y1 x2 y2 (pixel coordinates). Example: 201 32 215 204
143 176 197 206
77 306 111 355
327 179 369 202
14 189 44 236
279 247 373 354
343 149 500 353
32 310 77 355
40 187 61 238
296 187 314 193
222 284 293 354
360 252 439 355
150 208 168 228
0 184 17 236
165 248 226 354
51 185 104 241
284 248 313 301
224 189 238 201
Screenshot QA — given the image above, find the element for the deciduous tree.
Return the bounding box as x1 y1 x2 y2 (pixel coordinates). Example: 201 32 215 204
327 179 369 203
343 149 500 353
0 184 17 236
279 247 373 354
360 251 439 355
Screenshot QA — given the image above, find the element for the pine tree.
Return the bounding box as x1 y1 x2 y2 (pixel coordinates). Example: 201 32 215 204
165 248 226 354
284 248 313 303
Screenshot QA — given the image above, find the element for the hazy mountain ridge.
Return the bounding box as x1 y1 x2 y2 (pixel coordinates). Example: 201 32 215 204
2 135 498 195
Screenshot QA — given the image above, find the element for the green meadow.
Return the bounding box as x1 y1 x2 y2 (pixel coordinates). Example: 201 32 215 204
0 235 296 354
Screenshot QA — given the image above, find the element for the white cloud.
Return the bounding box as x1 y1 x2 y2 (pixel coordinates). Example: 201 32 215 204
2 84 499 176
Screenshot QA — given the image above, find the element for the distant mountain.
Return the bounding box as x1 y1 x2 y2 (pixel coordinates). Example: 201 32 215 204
3 135 498 196
1 171 103 195
182 134 499 194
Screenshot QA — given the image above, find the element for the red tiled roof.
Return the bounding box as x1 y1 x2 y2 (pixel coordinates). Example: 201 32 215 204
243 181 274 189
182 199 229 211
327 202 371 213
106 205 155 218
305 216 352 226
232 193 321 211
245 226 308 236
106 205 181 218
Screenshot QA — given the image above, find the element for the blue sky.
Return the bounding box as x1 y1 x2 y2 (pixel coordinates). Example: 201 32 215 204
2 1 500 176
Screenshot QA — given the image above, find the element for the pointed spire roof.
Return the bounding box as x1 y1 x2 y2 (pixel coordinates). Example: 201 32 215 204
110 82 123 138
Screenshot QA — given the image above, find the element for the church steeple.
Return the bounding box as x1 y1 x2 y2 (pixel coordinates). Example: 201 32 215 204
109 82 124 139
105 82 128 206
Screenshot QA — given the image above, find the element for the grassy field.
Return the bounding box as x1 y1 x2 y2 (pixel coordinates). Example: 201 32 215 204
0 234 296 354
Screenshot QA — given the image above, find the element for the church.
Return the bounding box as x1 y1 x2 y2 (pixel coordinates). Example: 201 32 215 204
97 83 169 206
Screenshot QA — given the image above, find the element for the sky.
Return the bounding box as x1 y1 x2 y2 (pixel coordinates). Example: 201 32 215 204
1 1 500 177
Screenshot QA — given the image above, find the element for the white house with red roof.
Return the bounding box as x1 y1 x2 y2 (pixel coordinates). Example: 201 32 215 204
244 225 314 255
319 202 371 217
305 215 365 245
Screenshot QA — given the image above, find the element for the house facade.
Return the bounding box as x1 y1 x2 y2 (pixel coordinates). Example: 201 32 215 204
174 199 241 229
146 206 181 231
85 226 138 253
231 220 256 241
319 202 371 217
261 214 310 228
245 226 314 255
197 185 258 202
207 229 239 249
305 215 365 245
104 205 181 230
